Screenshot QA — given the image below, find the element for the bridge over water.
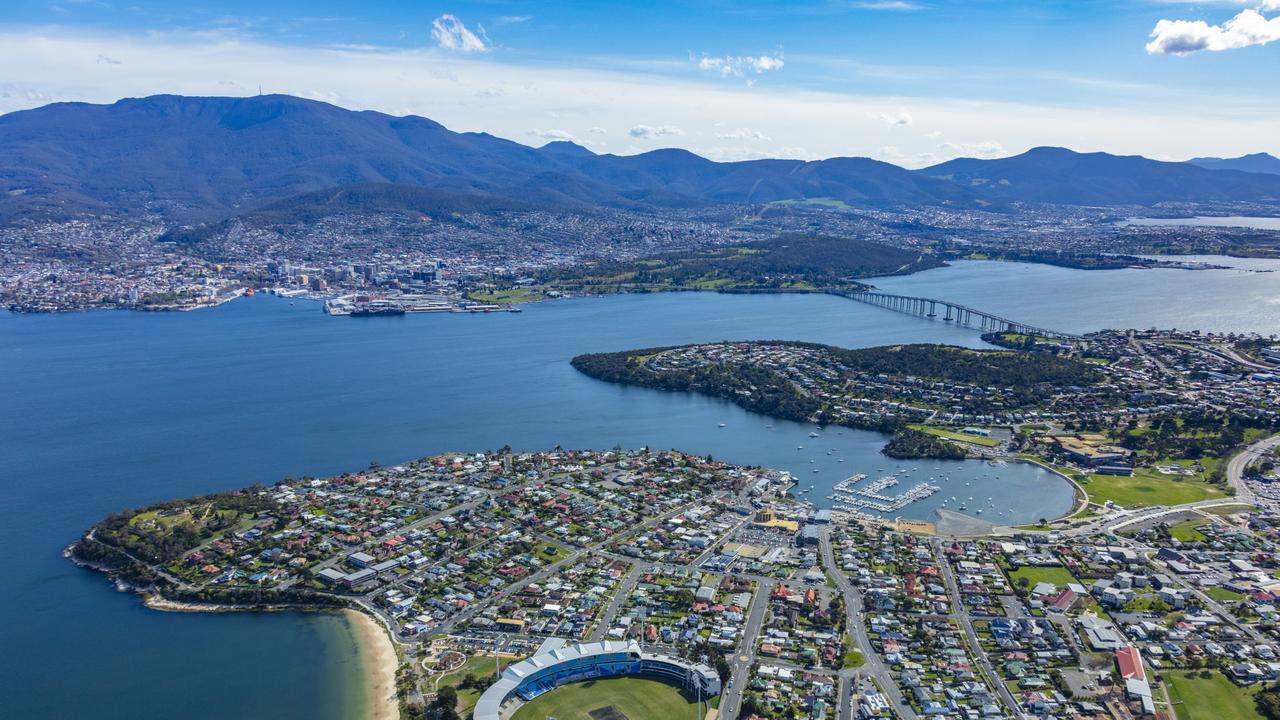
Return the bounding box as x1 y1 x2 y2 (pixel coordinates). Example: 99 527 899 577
838 290 1080 340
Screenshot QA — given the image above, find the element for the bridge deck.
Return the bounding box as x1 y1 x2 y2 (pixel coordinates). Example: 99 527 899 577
841 291 1078 340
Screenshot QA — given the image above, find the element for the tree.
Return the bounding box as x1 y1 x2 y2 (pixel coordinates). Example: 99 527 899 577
430 685 460 720
714 654 731 683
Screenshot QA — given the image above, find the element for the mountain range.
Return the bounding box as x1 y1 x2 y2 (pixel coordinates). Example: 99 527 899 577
1 94 1278 224
1187 153 1280 176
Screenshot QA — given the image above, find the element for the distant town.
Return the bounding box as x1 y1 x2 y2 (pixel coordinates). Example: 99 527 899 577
3 200 1276 314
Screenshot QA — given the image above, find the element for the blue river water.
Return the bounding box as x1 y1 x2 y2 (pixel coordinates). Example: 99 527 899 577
4 255 1280 719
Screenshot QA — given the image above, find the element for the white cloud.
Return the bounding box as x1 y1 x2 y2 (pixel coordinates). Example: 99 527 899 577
876 110 913 126
1146 7 1280 54
587 126 608 134
715 127 771 140
528 128 573 140
629 124 685 139
431 14 489 53
1 29 1278 168
695 53 785 78
855 1 924 10
494 16 532 26
875 146 939 166
699 146 817 162
938 140 1004 158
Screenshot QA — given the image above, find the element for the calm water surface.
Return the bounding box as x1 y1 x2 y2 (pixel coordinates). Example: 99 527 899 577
5 256 1277 718
1120 216 1280 230
0 291 1059 719
874 256 1280 335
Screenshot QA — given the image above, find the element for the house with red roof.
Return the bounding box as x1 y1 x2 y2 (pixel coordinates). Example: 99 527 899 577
1116 645 1145 681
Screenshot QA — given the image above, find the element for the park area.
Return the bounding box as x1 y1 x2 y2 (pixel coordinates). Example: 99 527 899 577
1165 671 1261 720
510 677 704 720
908 424 1002 447
1082 465 1226 508
1007 565 1078 588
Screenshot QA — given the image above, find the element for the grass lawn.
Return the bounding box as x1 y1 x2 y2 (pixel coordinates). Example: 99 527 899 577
909 424 1002 447
538 542 569 562
1168 519 1211 542
843 648 865 669
1165 671 1262 720
1083 466 1226 508
1008 565 1078 588
433 654 511 715
467 286 551 304
1204 504 1258 516
1206 587 1245 602
511 677 702 720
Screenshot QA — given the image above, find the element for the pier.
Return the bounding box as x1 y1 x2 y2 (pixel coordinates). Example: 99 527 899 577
838 291 1079 340
831 473 940 513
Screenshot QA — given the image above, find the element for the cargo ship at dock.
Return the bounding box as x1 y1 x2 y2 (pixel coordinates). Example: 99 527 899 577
349 305 405 317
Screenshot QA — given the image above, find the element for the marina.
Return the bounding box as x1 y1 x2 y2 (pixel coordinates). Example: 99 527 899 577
829 472 942 514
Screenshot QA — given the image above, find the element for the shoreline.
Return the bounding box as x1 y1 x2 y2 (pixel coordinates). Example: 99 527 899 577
123 583 401 720
344 608 401 720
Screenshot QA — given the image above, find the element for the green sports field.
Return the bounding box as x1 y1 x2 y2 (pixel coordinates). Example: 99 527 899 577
1165 671 1262 720
510 677 704 720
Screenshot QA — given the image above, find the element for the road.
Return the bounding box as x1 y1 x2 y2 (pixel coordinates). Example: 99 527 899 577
588 561 644 642
1226 432 1280 505
933 538 1025 720
817 527 917 720
718 577 774 720
412 496 711 640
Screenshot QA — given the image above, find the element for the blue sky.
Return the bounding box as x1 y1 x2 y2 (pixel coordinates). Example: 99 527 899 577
1 1 1277 165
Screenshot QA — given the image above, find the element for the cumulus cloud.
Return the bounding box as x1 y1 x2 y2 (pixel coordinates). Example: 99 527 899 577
695 53 785 78
876 110 913 126
4 28 1280 167
629 124 685 139
1146 7 1280 54
431 14 489 53
528 128 573 140
715 127 771 140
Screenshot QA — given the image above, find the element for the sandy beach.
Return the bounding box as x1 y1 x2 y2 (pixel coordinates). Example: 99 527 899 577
345 609 401 720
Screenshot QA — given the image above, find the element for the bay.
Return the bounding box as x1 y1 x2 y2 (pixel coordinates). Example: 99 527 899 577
7 253 1276 719
1119 216 1280 231
0 290 1063 719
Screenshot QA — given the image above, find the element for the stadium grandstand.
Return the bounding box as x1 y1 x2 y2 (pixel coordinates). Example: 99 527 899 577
473 639 721 720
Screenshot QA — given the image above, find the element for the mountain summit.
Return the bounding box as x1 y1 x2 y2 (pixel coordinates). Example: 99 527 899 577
2 95 1279 222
